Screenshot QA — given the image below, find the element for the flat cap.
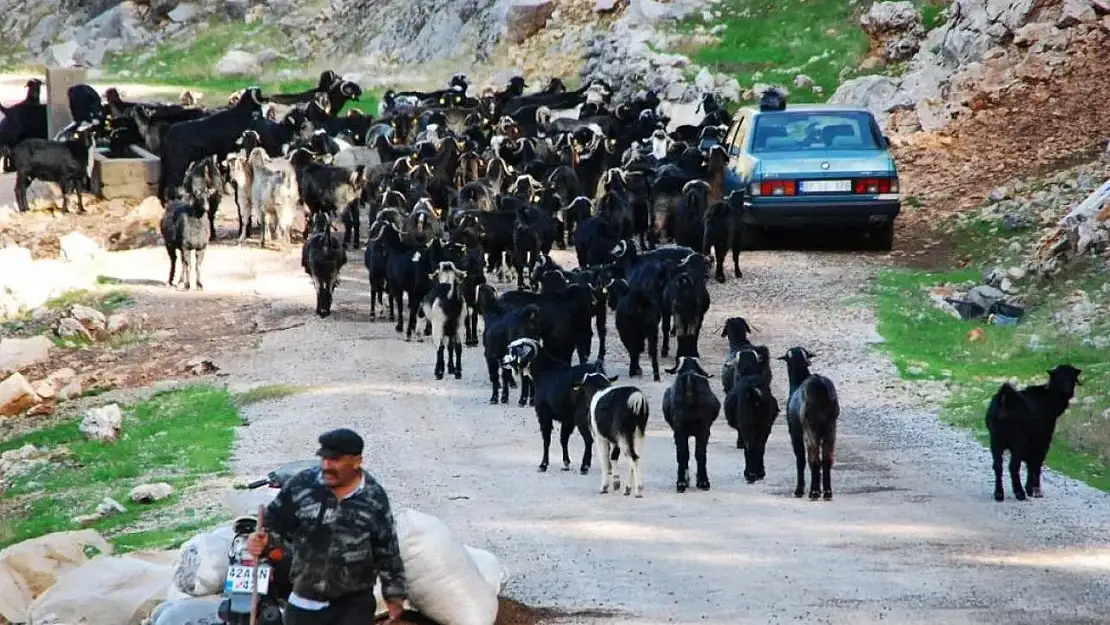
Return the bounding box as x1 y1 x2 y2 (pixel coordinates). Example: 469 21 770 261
316 428 364 458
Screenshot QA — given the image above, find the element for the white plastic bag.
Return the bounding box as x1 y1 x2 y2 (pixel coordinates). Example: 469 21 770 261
0 529 113 623
29 551 177 625
171 525 234 597
390 508 499 625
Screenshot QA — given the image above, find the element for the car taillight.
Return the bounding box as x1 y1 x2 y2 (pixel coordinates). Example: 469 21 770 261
758 180 796 196
854 177 898 194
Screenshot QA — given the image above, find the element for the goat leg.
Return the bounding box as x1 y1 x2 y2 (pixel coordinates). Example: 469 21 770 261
807 444 822 501
194 248 205 291
694 431 710 490
451 336 462 379
559 420 575 472
790 424 805 497
538 414 554 472
579 422 593 475
434 344 445 380
75 181 86 214
594 306 607 360
486 357 500 404
500 367 513 403
1009 454 1027 501
165 246 178 287
731 241 742 279
647 329 661 382
1026 458 1044 498
179 249 193 291
990 444 1005 501
15 173 30 213
821 439 834 501
674 432 690 493
661 312 672 357
596 437 613 493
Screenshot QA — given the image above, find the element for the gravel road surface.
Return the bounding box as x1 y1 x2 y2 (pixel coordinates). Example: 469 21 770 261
97 239 1110 625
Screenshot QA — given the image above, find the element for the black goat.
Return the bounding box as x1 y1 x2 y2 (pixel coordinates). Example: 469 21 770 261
8 122 97 214
160 199 210 290
502 338 605 474
608 270 663 382
985 364 1083 502
719 316 772 396
780 347 840 500
0 78 46 172
724 372 779 484
159 86 264 201
288 147 364 248
661 357 720 492
662 270 710 364
703 195 743 283
301 211 348 318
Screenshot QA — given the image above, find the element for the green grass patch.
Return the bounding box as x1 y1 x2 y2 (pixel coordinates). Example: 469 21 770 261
102 20 378 116
234 384 312 407
0 386 241 550
673 0 947 104
873 264 1110 489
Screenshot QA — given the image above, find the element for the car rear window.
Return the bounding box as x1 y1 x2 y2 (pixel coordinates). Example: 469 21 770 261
750 111 882 152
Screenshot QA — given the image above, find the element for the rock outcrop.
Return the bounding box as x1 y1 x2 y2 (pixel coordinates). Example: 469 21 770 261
833 0 1106 133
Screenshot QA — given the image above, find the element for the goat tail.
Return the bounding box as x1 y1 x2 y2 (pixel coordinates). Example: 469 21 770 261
627 390 648 418
997 382 1025 418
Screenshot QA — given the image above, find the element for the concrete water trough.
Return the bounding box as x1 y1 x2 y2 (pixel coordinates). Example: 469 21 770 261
92 144 160 200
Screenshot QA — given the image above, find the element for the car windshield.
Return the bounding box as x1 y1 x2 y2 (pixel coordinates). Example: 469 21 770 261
750 111 882 153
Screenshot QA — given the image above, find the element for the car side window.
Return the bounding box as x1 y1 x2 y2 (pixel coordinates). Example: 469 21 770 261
726 115 747 155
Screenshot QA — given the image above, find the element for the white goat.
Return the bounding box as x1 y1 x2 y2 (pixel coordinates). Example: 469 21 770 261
247 147 299 247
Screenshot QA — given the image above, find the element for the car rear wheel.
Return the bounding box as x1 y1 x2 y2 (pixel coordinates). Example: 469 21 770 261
866 221 895 251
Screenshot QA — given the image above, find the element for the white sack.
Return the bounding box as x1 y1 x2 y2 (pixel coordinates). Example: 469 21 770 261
29 550 177 625
388 508 499 625
148 597 223 625
464 545 509 594
171 525 235 597
0 529 114 623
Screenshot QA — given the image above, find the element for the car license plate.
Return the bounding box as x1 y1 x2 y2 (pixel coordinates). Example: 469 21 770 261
801 180 851 193
224 564 271 594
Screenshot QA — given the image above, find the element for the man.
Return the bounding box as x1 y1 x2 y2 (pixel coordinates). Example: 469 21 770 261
247 428 407 625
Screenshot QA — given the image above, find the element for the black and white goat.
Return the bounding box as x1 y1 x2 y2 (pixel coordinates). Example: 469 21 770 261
574 373 649 497
780 347 840 500
301 211 348 318
661 357 720 492
418 261 468 380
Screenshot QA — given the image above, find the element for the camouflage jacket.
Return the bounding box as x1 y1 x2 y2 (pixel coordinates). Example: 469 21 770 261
264 467 407 602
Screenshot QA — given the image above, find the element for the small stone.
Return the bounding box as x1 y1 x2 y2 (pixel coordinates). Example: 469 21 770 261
56 317 92 340
95 497 126 517
215 49 261 76
167 3 198 22
57 380 82 401
32 379 55 400
80 404 123 442
0 336 53 376
184 356 220 375
30 307 52 323
1007 266 1026 280
1008 241 1023 253
70 304 107 333
988 186 1009 202
49 367 77 385
793 74 815 89
106 313 132 335
129 482 174 503
594 0 619 12
1000 277 1014 292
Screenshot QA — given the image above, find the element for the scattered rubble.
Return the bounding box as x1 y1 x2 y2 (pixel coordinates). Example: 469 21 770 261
0 444 69 493
183 357 220 376
73 497 127 526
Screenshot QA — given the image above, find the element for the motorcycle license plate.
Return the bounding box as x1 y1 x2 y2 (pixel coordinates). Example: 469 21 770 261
225 564 271 594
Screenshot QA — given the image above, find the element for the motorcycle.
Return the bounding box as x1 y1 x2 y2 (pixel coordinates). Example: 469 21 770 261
217 460 315 625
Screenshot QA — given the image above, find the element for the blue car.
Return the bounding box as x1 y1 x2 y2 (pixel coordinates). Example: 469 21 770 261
722 101 901 250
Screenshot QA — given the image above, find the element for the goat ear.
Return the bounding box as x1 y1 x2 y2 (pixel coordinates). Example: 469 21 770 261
663 364 678 374
607 375 619 383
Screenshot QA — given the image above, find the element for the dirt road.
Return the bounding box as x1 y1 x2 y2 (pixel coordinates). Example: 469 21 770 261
88 237 1110 625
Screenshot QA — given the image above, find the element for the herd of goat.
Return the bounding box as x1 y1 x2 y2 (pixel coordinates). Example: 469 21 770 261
0 70 1082 502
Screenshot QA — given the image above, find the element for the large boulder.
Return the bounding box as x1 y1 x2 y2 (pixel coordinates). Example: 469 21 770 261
215 49 262 76
860 1 926 62
0 336 53 377
505 0 556 44
80 404 124 442
0 373 41 417
940 0 1038 66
